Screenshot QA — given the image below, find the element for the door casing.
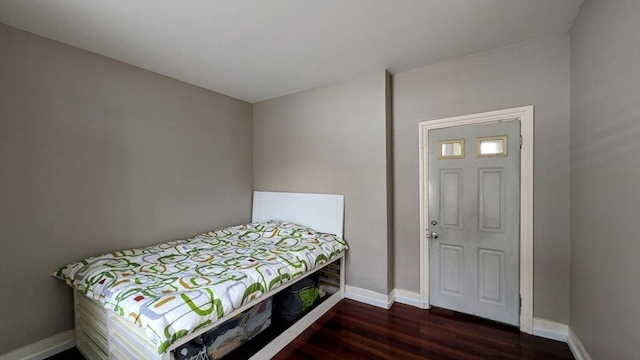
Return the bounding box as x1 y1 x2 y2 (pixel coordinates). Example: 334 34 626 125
418 106 534 334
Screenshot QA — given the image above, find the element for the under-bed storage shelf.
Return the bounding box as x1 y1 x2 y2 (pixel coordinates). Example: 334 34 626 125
318 261 341 295
224 257 344 359
73 255 345 360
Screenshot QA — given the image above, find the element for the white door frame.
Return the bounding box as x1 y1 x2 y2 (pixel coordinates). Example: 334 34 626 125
418 106 534 334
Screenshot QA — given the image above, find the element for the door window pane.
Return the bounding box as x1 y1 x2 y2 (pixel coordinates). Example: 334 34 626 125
477 136 507 157
438 139 465 159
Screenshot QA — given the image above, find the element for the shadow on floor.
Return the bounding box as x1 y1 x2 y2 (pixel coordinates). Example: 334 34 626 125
46 347 85 360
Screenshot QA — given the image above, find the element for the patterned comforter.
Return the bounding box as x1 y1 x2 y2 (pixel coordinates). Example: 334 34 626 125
54 220 348 354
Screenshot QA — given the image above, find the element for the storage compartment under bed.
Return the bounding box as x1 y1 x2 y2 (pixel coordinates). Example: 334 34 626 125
221 257 343 359
174 257 343 360
74 256 343 360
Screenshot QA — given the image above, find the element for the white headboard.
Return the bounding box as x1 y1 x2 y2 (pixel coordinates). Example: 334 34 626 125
251 191 344 237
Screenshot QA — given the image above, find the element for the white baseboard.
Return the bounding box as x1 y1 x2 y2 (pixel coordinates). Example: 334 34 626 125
344 285 393 309
567 328 592 360
533 318 568 342
521 318 593 360
344 287 428 310
391 289 427 308
0 330 75 360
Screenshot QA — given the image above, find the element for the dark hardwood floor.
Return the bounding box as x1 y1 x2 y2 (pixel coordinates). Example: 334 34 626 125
48 299 574 360
273 299 574 360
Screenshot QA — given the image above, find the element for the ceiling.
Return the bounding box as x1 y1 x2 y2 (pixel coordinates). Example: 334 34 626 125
0 1 583 103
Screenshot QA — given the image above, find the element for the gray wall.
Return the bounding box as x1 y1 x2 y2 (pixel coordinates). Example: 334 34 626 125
253 70 393 294
0 25 253 355
393 35 571 323
569 1 640 359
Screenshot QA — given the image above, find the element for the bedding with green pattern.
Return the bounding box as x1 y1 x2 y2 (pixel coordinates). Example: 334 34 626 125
53 220 348 354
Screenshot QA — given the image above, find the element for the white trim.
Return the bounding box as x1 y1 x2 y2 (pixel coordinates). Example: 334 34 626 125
344 285 393 309
418 106 534 333
533 318 568 342
567 328 592 360
0 330 75 360
392 289 426 308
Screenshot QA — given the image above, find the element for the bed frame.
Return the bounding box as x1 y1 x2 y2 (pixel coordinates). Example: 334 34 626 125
73 191 346 360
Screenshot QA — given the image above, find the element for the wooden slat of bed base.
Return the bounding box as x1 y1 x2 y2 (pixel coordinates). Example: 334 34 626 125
77 302 108 335
108 313 161 359
74 292 109 360
108 346 129 360
76 332 108 360
76 293 108 327
78 317 108 352
109 322 161 360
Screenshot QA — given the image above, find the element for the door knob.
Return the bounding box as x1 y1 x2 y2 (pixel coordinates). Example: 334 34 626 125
430 232 439 239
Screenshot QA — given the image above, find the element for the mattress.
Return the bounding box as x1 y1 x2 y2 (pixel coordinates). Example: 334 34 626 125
54 220 348 354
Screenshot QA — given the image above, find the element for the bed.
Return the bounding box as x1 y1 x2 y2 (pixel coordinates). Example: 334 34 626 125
54 191 348 360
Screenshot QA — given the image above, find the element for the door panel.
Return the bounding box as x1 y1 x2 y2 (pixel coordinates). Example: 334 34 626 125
440 244 464 297
478 248 505 305
479 168 505 233
428 120 520 326
440 170 463 229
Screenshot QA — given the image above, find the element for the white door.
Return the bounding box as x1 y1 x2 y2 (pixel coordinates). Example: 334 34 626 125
428 120 520 326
